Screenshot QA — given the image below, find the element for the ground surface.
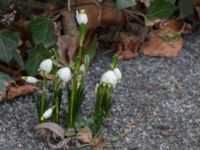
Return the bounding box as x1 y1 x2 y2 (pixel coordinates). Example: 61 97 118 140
0 32 200 150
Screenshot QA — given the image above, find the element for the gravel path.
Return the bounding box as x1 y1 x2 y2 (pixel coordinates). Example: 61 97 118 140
1 32 200 150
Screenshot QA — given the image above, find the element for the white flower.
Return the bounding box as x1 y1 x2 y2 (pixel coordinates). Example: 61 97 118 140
39 59 53 74
113 68 122 81
40 108 53 121
76 9 88 25
23 76 38 84
101 70 118 87
57 67 72 82
80 64 85 72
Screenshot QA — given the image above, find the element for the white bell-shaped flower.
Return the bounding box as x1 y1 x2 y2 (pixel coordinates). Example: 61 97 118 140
57 67 72 82
23 76 38 84
39 59 53 74
101 70 118 87
76 9 88 25
40 107 53 121
113 68 122 81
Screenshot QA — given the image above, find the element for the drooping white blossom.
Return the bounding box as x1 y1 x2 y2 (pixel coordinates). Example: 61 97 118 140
40 107 53 121
39 59 53 74
113 68 122 81
76 9 88 25
101 70 118 87
57 67 72 82
23 76 38 84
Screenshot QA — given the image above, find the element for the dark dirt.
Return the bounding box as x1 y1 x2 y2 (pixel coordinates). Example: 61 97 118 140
1 32 200 150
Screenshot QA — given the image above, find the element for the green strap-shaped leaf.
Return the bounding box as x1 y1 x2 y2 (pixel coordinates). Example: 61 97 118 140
178 0 194 19
24 44 51 76
28 16 56 48
83 35 97 64
0 0 11 10
146 0 177 20
0 32 19 64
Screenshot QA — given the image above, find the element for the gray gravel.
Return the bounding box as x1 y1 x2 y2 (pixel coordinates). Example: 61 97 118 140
1 32 200 150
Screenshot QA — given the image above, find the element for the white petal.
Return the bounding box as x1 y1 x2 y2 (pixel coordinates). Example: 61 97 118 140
113 68 122 81
57 67 72 82
101 70 118 87
76 9 88 25
23 76 38 84
41 108 53 120
39 59 53 73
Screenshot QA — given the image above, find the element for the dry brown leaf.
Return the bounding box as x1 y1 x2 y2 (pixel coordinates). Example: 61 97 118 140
36 122 65 140
3 83 38 101
142 19 183 57
114 32 139 60
77 127 92 144
75 1 124 30
159 129 175 136
125 124 138 129
57 11 79 64
192 0 200 5
195 6 200 19
159 19 182 35
142 32 183 57
192 0 200 20
94 137 106 150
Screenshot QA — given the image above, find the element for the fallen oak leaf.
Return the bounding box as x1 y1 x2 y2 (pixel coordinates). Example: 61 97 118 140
142 19 184 57
77 126 92 144
142 31 183 57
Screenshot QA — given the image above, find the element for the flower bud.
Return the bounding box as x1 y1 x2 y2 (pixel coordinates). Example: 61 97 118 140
80 64 85 72
57 67 72 82
101 70 118 87
39 59 53 74
113 68 122 81
23 76 38 84
40 108 53 121
76 9 88 25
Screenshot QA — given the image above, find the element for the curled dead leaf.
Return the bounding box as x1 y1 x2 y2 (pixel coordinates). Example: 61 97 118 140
36 122 65 140
3 83 38 101
77 127 92 144
36 122 68 149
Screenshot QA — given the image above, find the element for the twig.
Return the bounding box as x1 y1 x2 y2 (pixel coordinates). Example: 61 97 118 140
92 0 102 21
68 0 71 11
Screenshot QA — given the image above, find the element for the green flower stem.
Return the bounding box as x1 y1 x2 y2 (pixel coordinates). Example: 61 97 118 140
94 85 106 132
52 52 60 124
68 24 86 128
53 75 59 123
69 46 82 127
105 85 111 118
40 75 47 122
